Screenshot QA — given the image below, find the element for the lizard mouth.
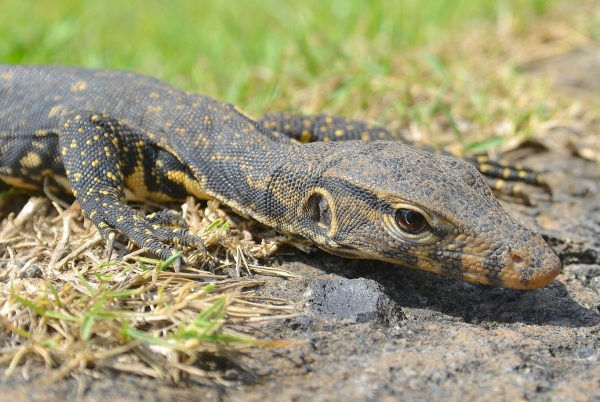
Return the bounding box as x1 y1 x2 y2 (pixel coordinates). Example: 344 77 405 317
403 243 562 289
314 230 562 290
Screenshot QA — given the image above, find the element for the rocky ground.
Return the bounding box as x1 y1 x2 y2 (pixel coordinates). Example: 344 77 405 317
2 48 600 401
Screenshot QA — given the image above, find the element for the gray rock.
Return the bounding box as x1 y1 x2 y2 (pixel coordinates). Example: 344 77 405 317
304 277 405 324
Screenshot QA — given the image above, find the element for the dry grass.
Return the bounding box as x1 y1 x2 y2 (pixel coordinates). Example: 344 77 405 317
0 196 298 384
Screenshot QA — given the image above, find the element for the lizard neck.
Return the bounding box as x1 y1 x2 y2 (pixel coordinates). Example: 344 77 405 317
255 142 341 239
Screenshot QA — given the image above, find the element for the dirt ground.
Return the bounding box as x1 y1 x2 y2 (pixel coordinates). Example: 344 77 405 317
2 48 600 401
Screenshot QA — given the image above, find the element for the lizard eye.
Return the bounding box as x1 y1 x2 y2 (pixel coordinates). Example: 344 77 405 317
395 209 427 233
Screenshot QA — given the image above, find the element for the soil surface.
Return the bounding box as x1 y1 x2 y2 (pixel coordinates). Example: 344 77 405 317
3 49 600 401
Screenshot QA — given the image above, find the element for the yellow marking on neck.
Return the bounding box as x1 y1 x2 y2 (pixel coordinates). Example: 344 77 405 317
166 170 213 200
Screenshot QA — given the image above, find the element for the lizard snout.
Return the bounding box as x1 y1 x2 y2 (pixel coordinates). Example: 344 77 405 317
499 244 561 290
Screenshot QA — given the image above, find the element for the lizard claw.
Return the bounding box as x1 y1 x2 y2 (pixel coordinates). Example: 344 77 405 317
105 230 117 262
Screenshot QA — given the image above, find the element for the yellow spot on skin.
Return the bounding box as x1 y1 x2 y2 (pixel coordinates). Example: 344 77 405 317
19 152 42 169
503 168 512 179
513 183 523 195
334 129 344 137
361 132 370 141
70 80 88 92
299 130 312 143
48 105 62 118
149 92 160 98
147 106 162 115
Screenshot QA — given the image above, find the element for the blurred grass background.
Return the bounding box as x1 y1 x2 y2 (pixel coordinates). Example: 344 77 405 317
0 0 597 151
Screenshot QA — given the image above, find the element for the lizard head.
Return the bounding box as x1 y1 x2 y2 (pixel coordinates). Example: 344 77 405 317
291 141 561 289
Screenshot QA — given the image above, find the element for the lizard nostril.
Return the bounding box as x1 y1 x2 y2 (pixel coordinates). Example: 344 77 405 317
511 254 524 265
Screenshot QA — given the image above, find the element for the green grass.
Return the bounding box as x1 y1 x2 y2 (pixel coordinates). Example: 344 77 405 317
6 261 292 381
0 1 559 109
2 0 581 151
0 0 584 150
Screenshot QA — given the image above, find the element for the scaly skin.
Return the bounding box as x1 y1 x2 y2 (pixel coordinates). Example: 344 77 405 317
0 65 561 288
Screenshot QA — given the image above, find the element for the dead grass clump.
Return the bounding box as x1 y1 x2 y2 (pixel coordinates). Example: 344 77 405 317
0 195 296 384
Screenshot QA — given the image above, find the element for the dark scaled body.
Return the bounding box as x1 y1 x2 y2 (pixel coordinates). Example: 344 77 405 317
0 65 561 288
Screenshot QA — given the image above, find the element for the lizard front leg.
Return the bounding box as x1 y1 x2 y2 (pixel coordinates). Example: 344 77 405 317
59 112 203 270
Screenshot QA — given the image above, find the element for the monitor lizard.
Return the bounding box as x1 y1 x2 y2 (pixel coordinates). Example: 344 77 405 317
0 65 561 289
